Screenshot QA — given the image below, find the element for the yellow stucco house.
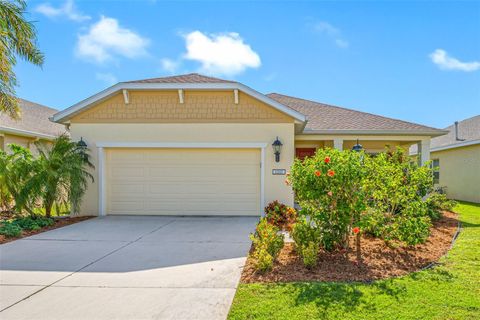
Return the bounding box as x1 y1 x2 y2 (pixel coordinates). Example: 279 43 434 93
0 98 66 153
411 116 480 203
50 73 447 216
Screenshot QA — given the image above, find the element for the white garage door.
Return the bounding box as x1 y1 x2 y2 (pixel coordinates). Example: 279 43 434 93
106 148 261 216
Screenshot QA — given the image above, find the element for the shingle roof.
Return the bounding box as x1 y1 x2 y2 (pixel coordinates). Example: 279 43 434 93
267 93 444 134
0 98 66 137
411 115 480 153
126 73 235 84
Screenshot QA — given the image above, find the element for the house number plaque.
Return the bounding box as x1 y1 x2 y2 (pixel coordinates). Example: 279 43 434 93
272 169 287 175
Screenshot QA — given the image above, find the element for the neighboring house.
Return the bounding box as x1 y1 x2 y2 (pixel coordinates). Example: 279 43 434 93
411 115 480 203
51 73 447 216
0 98 66 153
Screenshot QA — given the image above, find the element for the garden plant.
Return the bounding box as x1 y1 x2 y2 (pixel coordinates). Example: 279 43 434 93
0 135 94 238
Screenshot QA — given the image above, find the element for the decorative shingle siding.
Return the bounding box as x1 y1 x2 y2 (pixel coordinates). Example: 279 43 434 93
71 90 293 123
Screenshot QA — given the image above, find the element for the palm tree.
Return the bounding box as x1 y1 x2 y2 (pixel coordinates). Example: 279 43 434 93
0 144 35 214
0 0 44 118
22 135 94 217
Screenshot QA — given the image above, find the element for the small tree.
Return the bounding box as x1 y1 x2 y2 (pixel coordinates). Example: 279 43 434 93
0 144 35 214
290 148 367 251
21 135 94 217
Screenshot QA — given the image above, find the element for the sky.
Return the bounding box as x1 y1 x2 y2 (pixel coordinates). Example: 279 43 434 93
14 0 480 129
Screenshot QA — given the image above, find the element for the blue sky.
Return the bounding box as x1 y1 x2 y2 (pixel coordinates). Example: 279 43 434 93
16 0 480 128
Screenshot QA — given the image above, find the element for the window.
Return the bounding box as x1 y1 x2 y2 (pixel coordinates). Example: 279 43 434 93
432 159 440 184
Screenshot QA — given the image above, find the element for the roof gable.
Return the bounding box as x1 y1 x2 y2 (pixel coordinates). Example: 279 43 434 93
52 74 306 123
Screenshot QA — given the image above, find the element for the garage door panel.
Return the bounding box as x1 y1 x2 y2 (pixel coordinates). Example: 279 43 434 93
106 148 260 216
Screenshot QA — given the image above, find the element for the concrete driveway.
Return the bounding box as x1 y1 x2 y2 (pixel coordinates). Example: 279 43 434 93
0 215 258 320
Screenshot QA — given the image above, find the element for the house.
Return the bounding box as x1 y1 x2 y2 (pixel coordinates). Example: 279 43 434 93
0 98 66 153
411 115 480 203
51 73 447 216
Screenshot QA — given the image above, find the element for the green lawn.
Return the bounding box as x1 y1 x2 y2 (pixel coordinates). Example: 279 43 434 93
228 202 480 320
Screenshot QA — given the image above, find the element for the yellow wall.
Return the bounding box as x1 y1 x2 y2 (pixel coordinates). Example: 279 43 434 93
70 123 296 216
432 144 480 203
0 133 53 155
71 91 293 123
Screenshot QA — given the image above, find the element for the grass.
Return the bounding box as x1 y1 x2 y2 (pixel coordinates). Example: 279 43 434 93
228 202 480 320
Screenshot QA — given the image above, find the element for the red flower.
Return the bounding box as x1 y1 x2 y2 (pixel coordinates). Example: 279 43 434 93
327 191 333 197
327 169 335 177
284 179 290 186
353 227 360 234
324 156 331 164
314 170 321 177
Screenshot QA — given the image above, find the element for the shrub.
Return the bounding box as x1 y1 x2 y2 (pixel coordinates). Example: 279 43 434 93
0 221 22 237
300 241 319 269
14 216 54 231
253 247 274 272
360 148 437 246
426 192 457 220
291 219 321 268
250 218 284 258
14 217 41 231
250 218 284 272
290 148 367 250
264 200 297 231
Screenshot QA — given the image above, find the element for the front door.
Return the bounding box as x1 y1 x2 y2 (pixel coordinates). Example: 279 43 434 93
295 148 316 160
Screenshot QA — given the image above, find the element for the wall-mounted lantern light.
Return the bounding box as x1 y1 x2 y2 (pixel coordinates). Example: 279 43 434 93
352 139 363 152
272 137 283 163
77 137 87 148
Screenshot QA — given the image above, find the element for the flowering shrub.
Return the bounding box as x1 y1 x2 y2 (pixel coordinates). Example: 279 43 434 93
290 147 443 248
264 200 297 231
290 148 367 251
361 148 436 246
249 218 284 272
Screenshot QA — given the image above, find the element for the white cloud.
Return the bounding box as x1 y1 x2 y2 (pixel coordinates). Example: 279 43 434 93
35 0 90 22
313 21 349 48
183 31 261 75
95 72 117 85
76 16 150 63
160 58 180 73
430 49 480 72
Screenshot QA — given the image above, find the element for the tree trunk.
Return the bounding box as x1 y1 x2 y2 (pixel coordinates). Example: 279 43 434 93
356 233 362 263
45 202 52 218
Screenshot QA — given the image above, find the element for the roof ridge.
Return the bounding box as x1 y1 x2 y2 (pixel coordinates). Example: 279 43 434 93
267 92 440 131
125 73 235 84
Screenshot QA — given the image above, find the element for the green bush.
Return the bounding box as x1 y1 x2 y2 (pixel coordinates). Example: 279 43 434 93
264 200 297 231
253 247 274 272
361 148 436 245
14 216 54 231
250 218 284 272
426 192 457 220
290 148 366 251
0 221 22 237
291 219 321 268
300 241 319 269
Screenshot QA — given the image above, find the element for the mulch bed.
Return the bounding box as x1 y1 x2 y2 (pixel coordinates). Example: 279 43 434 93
241 211 459 283
0 216 94 244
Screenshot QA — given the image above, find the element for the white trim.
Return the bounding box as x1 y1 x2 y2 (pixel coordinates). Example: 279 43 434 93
178 89 184 104
0 126 58 140
234 89 239 104
51 82 307 123
96 142 268 148
97 142 268 216
410 139 480 155
122 89 129 104
97 147 106 216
